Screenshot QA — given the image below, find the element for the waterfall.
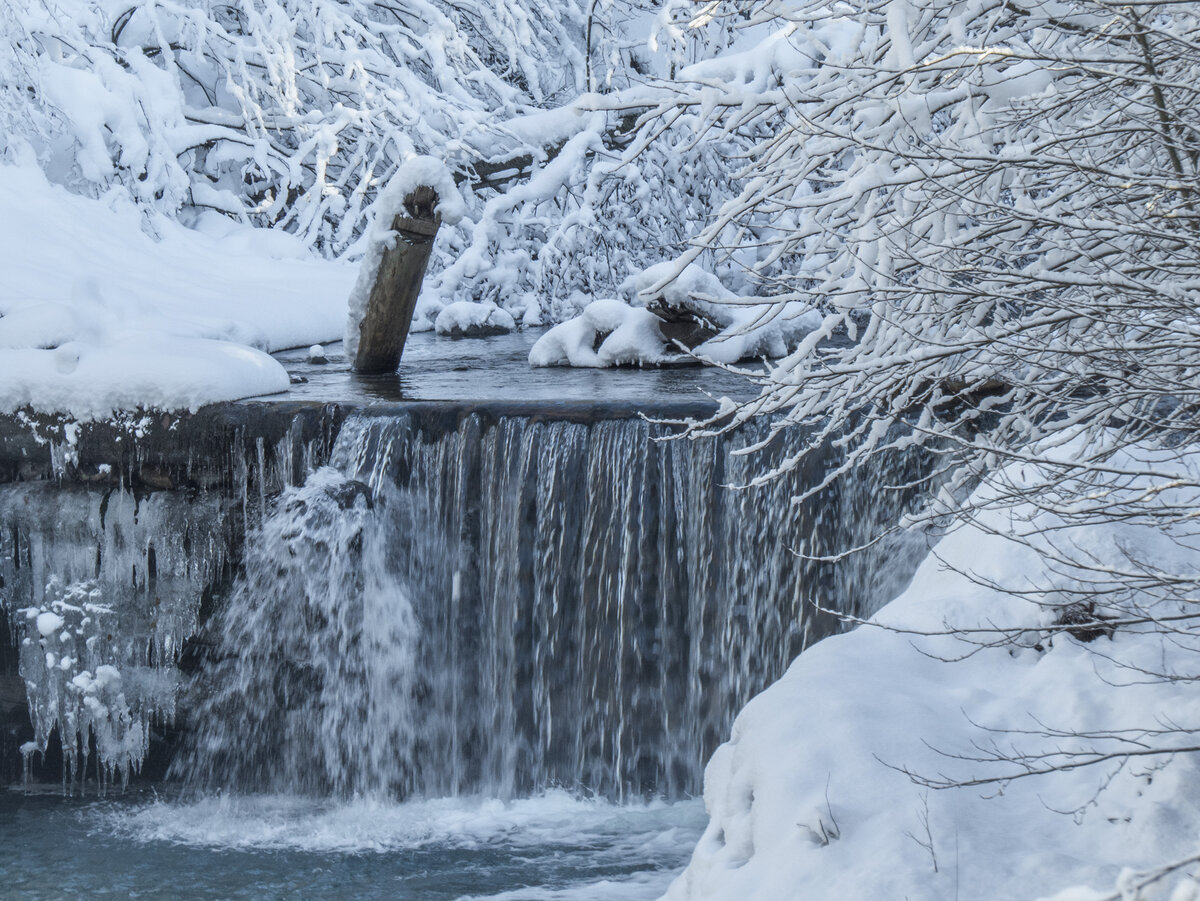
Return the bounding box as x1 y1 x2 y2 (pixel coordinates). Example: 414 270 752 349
176 411 929 802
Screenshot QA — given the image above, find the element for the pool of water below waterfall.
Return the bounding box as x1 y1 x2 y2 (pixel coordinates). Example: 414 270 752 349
0 788 705 900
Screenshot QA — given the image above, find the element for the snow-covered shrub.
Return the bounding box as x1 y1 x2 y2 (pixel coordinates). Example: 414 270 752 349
1 0 781 332
648 2 1200 892
2 0 592 249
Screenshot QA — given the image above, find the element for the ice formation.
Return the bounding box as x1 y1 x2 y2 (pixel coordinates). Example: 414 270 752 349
17 580 162 788
1 482 233 789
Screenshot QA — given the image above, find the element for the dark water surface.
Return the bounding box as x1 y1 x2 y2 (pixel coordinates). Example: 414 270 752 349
0 789 704 900
270 330 760 408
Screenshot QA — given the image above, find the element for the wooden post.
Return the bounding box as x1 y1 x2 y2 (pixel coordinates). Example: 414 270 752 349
351 185 441 374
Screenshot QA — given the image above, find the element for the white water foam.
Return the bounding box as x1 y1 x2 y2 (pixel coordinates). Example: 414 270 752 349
98 791 705 856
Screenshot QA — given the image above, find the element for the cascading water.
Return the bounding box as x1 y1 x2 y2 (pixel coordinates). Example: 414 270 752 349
176 411 929 802
180 468 424 797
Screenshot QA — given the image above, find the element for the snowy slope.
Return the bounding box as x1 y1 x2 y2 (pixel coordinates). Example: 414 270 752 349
0 156 354 418
666 452 1200 901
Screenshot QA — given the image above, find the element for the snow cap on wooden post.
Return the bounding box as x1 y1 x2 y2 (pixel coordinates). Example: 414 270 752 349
345 156 464 374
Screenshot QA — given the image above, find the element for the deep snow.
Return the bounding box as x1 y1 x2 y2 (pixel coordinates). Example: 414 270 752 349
665 450 1200 901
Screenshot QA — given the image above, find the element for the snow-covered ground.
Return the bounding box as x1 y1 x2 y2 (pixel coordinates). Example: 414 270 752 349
666 451 1200 901
0 154 354 418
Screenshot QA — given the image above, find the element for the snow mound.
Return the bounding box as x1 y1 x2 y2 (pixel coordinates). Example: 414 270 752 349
528 265 822 369
530 265 822 369
667 448 1200 901
529 300 668 368
376 156 466 227
0 336 289 420
434 301 515 339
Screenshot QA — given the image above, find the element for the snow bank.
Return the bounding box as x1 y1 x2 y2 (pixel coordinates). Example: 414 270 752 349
0 336 288 421
344 156 464 362
667 450 1200 901
0 156 353 417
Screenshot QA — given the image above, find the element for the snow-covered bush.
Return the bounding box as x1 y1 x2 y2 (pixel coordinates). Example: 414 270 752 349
656 0 1200 539
1 0 777 326
2 0 590 248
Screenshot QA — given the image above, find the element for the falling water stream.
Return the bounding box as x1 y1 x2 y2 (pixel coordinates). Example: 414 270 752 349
0 408 929 898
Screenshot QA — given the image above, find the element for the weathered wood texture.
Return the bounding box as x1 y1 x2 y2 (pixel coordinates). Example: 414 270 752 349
351 185 441 374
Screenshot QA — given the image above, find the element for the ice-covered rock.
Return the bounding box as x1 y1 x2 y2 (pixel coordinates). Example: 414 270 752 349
306 344 329 364
434 301 516 339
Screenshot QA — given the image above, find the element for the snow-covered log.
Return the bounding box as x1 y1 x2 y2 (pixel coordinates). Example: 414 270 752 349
346 159 463 373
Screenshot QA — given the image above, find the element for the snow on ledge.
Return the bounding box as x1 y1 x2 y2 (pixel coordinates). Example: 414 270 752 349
0 335 289 420
0 156 353 418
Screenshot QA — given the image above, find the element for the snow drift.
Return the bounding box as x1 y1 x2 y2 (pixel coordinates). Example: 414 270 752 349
667 448 1200 901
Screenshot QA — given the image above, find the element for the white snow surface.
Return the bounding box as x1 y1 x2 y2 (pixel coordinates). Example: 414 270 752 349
627 262 822 364
0 155 354 418
530 265 822 369
666 449 1200 901
434 300 516 338
529 299 667 368
377 156 466 228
